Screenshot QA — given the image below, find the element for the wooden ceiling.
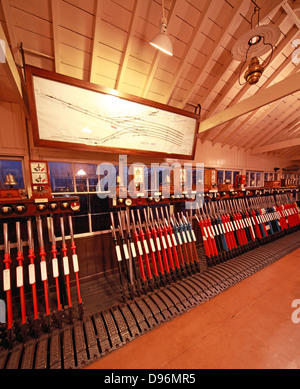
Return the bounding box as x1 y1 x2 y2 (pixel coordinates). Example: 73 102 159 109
0 0 300 161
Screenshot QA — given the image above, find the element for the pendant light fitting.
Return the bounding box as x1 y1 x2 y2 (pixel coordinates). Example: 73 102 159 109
150 0 173 56
231 2 281 85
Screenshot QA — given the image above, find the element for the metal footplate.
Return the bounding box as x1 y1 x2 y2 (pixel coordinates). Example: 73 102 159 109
73 319 88 368
110 306 132 343
84 316 101 361
127 302 149 333
0 348 9 369
34 333 49 369
93 312 111 354
101 309 124 350
6 343 23 369
149 292 174 319
62 324 75 369
21 338 37 369
163 287 188 311
49 328 61 369
135 298 157 328
118 304 140 338
181 278 208 301
172 283 198 306
143 296 165 324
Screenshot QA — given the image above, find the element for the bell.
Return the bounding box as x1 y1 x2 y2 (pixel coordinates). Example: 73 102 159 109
5 173 17 186
244 56 264 85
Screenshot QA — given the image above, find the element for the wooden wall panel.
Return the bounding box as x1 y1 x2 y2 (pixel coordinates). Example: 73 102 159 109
194 139 288 172
0 101 27 154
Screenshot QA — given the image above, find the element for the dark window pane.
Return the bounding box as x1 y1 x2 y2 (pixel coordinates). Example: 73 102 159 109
91 212 110 231
225 171 232 183
217 170 224 185
73 215 89 234
76 194 89 215
233 171 239 185
0 160 24 189
76 177 88 192
90 194 110 214
49 162 74 192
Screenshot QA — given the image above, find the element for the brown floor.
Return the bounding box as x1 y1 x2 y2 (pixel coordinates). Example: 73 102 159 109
84 248 300 369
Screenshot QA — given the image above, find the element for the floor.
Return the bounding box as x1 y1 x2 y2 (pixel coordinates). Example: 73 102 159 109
84 247 300 370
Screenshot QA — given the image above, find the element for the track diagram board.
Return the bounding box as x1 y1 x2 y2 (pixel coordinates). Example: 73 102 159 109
26 67 199 159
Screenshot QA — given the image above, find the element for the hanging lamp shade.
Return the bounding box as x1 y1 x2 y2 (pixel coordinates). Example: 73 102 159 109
230 3 281 86
150 17 173 56
231 24 281 61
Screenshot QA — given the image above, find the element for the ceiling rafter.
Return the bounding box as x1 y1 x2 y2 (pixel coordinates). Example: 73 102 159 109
51 0 61 73
0 23 29 118
177 0 249 110
1 0 22 66
283 2 300 29
243 88 300 150
197 71 300 134
222 50 299 149
252 137 300 154
114 0 143 91
200 5 288 128
161 0 215 104
89 0 105 84
242 104 300 152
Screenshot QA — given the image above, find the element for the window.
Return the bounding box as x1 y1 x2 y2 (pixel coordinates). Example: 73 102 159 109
49 162 109 235
216 169 240 185
217 170 224 185
225 171 232 183
0 159 24 189
232 171 240 186
49 162 74 192
246 171 263 187
264 172 274 183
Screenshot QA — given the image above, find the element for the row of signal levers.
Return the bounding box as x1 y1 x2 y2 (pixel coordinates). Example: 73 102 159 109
110 193 300 300
1 214 83 348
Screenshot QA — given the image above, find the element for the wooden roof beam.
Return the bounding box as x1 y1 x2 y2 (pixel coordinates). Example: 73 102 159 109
198 71 300 134
178 0 250 110
243 91 300 150
162 0 215 104
115 0 143 91
0 23 29 118
252 137 300 154
203 25 299 145
282 2 300 29
51 0 61 73
1 0 22 66
201 5 288 127
89 0 105 84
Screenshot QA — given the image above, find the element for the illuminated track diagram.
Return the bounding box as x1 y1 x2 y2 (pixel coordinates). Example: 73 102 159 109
40 93 184 147
32 75 197 156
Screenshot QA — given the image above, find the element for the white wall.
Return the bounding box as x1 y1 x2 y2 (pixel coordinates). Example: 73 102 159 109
194 139 289 173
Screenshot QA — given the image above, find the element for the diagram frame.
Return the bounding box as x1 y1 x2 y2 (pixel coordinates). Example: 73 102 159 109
25 66 199 160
